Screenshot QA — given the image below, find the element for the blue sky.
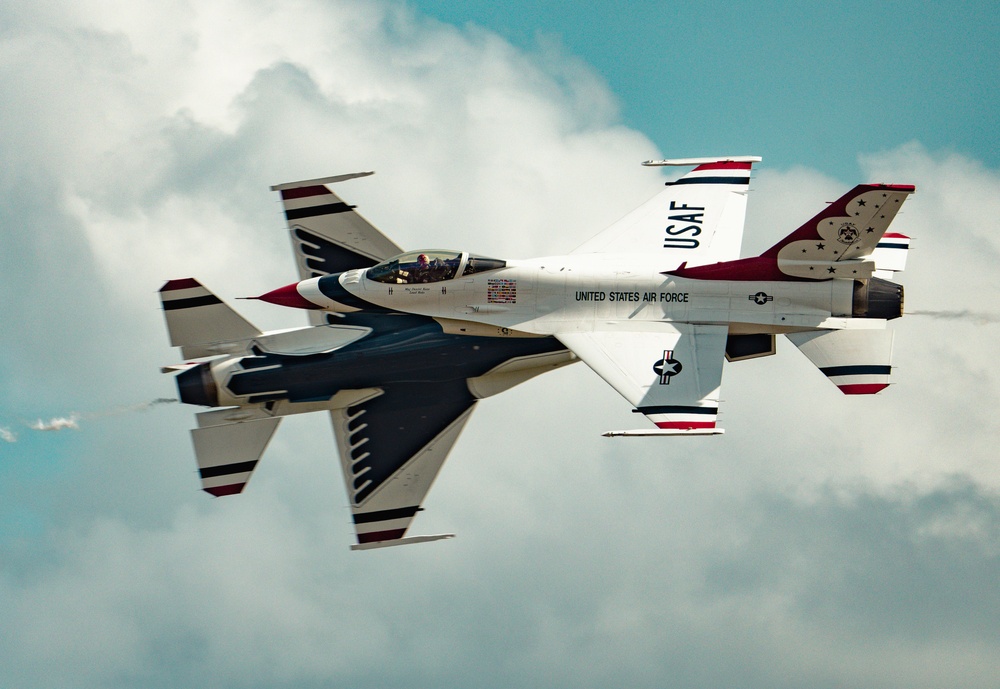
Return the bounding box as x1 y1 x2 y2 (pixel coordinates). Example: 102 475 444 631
1 1 999 687
410 0 1000 179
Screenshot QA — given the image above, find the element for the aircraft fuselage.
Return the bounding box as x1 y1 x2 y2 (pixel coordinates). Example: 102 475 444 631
297 253 896 337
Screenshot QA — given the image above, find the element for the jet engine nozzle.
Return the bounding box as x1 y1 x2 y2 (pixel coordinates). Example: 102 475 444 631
176 362 219 407
853 277 904 320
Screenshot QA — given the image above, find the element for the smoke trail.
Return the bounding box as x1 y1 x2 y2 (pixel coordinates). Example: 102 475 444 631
30 414 80 431
909 310 1000 325
3 399 181 440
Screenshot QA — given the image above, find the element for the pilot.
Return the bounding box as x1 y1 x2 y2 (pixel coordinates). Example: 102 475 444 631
417 253 430 282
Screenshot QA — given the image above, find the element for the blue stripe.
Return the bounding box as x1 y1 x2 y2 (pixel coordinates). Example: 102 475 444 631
285 202 355 221
317 273 390 312
876 242 908 249
353 506 420 524
820 365 891 377
162 294 221 310
635 405 718 415
667 176 750 186
199 460 258 479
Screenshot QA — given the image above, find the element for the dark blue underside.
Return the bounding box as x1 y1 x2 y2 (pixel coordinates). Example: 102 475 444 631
229 314 565 402
225 313 566 506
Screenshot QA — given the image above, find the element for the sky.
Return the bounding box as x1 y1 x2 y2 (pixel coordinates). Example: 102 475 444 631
1 1 999 687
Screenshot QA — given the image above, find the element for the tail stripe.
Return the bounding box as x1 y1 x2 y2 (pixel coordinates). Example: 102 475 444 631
162 294 222 311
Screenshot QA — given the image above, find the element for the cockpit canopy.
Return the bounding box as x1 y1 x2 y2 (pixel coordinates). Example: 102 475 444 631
366 250 506 285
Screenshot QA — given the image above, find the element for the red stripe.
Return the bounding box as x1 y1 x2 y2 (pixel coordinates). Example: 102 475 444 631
693 161 753 171
160 278 201 292
875 184 915 192
357 528 406 544
280 185 333 200
838 383 889 395
655 420 717 430
668 255 789 281
883 233 909 239
204 483 246 497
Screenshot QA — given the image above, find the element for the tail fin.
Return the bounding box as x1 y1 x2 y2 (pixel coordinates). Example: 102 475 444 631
669 183 914 282
159 279 260 358
762 183 915 279
572 156 760 263
786 329 894 395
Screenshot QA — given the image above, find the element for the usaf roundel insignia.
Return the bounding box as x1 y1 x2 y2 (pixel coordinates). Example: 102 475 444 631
653 350 682 385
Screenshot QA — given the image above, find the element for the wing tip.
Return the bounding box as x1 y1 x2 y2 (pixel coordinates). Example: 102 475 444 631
642 155 762 167
270 171 375 192
350 534 456 551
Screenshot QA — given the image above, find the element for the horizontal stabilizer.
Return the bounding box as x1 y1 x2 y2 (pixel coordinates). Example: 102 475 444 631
191 414 281 496
160 279 260 358
786 329 894 395
871 233 911 278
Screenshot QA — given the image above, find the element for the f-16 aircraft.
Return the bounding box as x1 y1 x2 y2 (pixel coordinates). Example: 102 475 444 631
161 158 913 549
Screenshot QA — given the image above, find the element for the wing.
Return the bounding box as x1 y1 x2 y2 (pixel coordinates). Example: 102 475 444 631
272 173 405 326
556 322 729 436
329 380 476 550
571 156 760 266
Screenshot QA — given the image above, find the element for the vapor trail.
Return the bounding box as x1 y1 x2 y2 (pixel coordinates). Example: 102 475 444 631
908 310 1000 325
2 398 180 441
30 414 80 431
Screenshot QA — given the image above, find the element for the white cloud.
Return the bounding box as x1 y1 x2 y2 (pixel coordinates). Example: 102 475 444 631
1 1 1000 688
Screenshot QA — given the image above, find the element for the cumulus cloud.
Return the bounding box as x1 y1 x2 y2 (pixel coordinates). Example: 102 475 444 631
1 2 999 689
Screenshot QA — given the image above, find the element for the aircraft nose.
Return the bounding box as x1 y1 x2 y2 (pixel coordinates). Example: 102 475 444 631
253 282 321 310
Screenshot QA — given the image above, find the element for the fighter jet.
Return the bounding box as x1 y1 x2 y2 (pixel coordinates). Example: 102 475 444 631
162 158 913 549
161 173 574 550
